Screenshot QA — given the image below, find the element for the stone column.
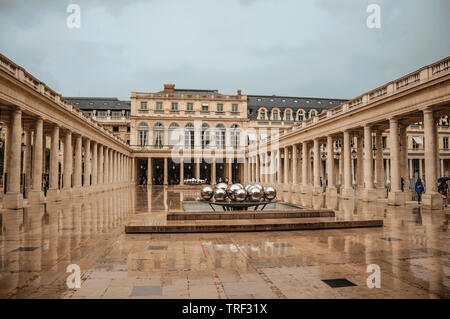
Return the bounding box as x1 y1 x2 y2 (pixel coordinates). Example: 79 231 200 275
29 117 43 202
276 149 282 185
243 156 247 185
83 138 91 190
313 138 321 193
63 130 72 196
47 125 60 201
98 145 104 187
301 142 309 190
270 152 275 183
255 154 260 183
375 129 385 197
180 157 184 185
163 157 168 185
356 133 364 188
104 148 109 187
211 157 216 185
92 142 98 188
73 135 82 193
399 124 410 199
24 129 32 195
326 135 337 195
342 130 354 198
363 125 376 201
388 118 405 206
195 159 200 179
284 147 289 186
292 145 298 185
147 157 152 185
228 160 233 183
422 108 441 208
419 158 423 179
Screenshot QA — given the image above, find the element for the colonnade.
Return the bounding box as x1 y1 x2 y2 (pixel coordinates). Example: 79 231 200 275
247 108 444 209
2 108 132 209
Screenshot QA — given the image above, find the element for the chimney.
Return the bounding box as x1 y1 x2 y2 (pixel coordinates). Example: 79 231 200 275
164 84 175 94
237 89 242 96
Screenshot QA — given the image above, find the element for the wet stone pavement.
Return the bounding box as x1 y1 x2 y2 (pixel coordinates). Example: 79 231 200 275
0 186 449 299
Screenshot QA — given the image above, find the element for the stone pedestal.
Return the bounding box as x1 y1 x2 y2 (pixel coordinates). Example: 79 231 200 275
422 192 442 210
3 193 23 209
46 189 60 202
388 190 405 206
326 187 337 197
27 190 44 204
376 187 386 198
362 188 377 202
341 188 354 199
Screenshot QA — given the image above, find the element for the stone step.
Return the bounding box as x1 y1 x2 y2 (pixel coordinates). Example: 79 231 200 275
167 209 335 220
125 217 383 233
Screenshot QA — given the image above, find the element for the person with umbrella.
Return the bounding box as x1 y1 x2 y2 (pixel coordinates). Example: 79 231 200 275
415 177 424 204
438 177 449 208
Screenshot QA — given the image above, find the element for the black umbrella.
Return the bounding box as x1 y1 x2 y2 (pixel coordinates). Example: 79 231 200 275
438 177 450 183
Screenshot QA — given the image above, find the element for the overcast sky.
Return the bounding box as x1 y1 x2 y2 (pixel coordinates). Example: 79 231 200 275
0 0 449 100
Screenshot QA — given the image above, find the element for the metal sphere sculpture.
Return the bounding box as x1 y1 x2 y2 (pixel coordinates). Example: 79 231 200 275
263 186 276 201
252 184 263 191
201 186 214 200
216 182 228 191
227 184 242 200
234 188 247 202
244 184 254 192
213 188 227 201
248 186 263 201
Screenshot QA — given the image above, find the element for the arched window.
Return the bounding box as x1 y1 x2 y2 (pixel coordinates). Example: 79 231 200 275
168 123 180 146
272 110 279 121
202 123 211 148
230 124 241 149
137 122 149 146
309 109 316 118
297 110 304 122
153 122 164 147
285 109 292 121
259 109 266 120
215 124 226 148
184 123 194 148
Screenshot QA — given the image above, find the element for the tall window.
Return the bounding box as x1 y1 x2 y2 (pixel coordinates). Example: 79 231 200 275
156 102 163 110
171 102 178 111
444 137 449 150
140 101 147 110
153 122 164 147
169 123 180 146
215 124 226 148
202 103 209 112
272 110 278 120
230 124 240 149
138 122 149 146
202 123 211 148
184 123 194 148
309 110 316 118
259 110 266 120
412 137 420 149
382 136 387 149
232 104 238 112
217 104 223 112
187 103 193 111
298 111 304 122
285 110 291 121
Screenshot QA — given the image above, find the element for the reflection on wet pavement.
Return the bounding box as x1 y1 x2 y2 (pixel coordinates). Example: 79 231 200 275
0 186 449 299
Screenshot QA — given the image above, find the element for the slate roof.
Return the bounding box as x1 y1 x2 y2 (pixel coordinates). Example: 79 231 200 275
158 89 220 95
64 97 131 110
247 95 348 121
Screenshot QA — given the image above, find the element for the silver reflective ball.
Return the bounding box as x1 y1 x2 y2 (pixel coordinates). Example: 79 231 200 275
216 182 228 190
264 186 276 201
252 184 263 191
244 184 254 192
214 188 227 201
235 188 247 202
201 186 214 201
235 183 244 189
227 184 242 201
248 186 263 201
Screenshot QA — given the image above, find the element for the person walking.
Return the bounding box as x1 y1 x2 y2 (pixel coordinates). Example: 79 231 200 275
438 180 448 208
401 177 405 192
415 177 424 204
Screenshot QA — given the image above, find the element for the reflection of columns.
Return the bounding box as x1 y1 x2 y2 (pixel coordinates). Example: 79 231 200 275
375 129 384 196
422 108 441 209
363 125 376 201
63 130 72 194
326 135 336 193
342 130 354 198
302 142 308 188
163 157 168 185
92 142 98 187
180 157 184 185
292 145 298 185
284 147 289 185
30 117 43 201
388 118 405 206
313 138 320 191
74 135 82 190
47 125 60 200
